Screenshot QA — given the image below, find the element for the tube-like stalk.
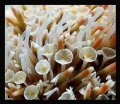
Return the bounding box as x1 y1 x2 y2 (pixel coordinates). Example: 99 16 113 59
70 17 86 33
80 60 88 72
12 88 25 96
56 67 74 86
35 10 48 24
43 87 59 100
36 16 54 46
97 22 116 49
68 66 94 86
35 59 51 81
55 49 73 72
84 83 91 100
97 62 116 76
30 24 39 42
93 80 115 99
79 46 97 72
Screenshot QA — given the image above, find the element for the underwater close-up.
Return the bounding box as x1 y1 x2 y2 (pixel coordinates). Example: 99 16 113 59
5 5 116 100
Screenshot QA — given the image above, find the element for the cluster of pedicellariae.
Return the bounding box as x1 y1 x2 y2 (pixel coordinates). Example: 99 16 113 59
5 5 116 100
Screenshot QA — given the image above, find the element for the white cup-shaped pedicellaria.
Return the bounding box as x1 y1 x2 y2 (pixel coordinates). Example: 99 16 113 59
55 49 73 65
101 47 116 59
5 69 14 83
58 92 75 100
77 7 90 16
24 7 35 18
35 59 50 75
42 44 55 58
79 46 97 62
24 85 39 100
14 71 26 84
25 15 37 25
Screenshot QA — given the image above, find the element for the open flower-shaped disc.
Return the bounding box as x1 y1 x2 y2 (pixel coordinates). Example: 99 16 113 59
79 46 97 62
42 44 55 58
35 59 50 75
55 49 73 65
14 71 26 84
24 85 39 100
102 47 116 59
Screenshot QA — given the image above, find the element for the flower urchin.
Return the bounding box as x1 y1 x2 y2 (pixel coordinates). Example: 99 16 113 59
5 5 116 100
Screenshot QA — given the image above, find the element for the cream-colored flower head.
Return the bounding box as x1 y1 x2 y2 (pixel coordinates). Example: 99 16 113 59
14 71 26 84
77 7 90 16
58 87 76 100
24 85 39 100
25 15 37 25
55 49 73 65
58 92 74 100
101 47 116 59
95 94 109 100
79 46 97 62
35 59 50 75
44 87 59 99
5 69 14 83
42 44 55 58
24 7 35 18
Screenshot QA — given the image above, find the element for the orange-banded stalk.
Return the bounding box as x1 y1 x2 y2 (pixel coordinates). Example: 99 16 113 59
91 34 105 49
84 5 91 7
91 26 104 35
70 17 86 33
12 88 25 96
97 62 116 76
83 83 91 100
91 30 100 40
15 64 22 71
89 10 95 16
68 66 94 86
44 83 54 93
8 83 18 92
56 67 74 86
93 80 115 99
57 35 64 51
59 67 94 94
102 5 109 10
91 87 99 99
112 41 116 50
106 33 116 48
5 87 23 100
